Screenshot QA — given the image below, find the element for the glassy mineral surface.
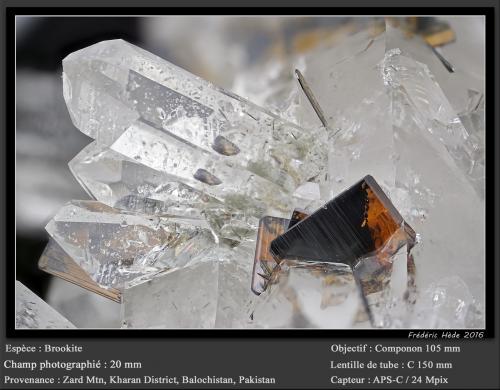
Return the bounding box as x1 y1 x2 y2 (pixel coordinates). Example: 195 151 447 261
121 243 256 328
63 39 327 228
45 200 215 289
16 281 76 329
250 260 366 328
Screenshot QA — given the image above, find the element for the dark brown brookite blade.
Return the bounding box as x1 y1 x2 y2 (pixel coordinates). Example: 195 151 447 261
251 217 289 295
251 210 311 295
270 175 415 267
288 209 309 229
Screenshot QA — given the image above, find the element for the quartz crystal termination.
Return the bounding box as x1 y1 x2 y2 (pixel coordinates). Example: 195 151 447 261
45 200 215 289
16 281 76 329
69 141 265 242
63 40 328 227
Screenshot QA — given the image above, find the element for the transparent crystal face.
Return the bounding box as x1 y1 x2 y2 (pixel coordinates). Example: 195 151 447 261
16 281 76 329
250 260 365 328
121 243 256 328
300 32 396 199
63 39 327 205
64 40 330 242
45 200 215 289
384 50 484 198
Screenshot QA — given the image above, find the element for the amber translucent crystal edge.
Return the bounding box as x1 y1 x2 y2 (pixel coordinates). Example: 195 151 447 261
38 242 122 303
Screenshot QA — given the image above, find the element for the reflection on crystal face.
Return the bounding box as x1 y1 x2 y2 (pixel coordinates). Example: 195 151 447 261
16 281 76 329
383 49 484 197
251 260 365 328
70 141 261 241
45 200 215 289
63 39 327 203
122 244 256 328
70 141 218 219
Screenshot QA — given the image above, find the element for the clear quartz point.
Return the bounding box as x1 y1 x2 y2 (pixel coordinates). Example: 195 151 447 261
69 140 262 241
62 39 327 212
45 200 215 289
16 281 76 329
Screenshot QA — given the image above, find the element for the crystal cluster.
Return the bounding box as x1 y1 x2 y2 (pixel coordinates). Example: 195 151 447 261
63 39 328 238
29 21 485 329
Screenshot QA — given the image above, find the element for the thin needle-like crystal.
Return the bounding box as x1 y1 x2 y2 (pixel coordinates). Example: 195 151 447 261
429 44 455 73
295 69 329 128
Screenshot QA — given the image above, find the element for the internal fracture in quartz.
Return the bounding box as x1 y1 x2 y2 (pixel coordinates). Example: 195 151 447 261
122 243 256 328
36 20 485 329
16 281 76 329
45 200 215 289
63 39 328 231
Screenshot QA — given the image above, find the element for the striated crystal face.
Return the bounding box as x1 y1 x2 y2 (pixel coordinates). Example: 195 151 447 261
250 260 366 328
16 281 76 329
63 40 327 224
45 200 215 289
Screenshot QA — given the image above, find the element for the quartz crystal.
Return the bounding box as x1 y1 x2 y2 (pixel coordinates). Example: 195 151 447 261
407 276 483 328
16 281 76 329
63 39 328 231
121 243 255 328
250 260 365 328
45 200 215 289
36 21 485 329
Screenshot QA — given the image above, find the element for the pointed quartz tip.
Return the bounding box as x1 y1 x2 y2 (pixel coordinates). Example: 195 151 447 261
62 38 130 64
